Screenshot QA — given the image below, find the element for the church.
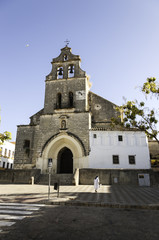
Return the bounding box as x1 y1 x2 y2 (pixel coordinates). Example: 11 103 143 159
14 46 151 184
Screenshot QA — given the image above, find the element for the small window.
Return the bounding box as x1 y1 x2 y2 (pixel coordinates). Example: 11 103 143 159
12 151 15 158
10 164 13 169
4 148 7 156
113 155 119 164
8 150 11 158
3 162 5 168
139 175 144 178
23 140 30 148
63 54 68 61
93 134 97 138
23 140 30 157
118 135 123 141
129 155 135 164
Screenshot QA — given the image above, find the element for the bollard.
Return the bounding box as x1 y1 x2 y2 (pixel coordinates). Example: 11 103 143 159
48 159 52 201
31 176 34 185
54 182 60 197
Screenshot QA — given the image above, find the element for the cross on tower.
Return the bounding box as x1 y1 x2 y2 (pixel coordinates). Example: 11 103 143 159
64 39 70 47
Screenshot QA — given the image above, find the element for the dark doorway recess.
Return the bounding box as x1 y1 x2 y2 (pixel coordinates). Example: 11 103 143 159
57 147 73 174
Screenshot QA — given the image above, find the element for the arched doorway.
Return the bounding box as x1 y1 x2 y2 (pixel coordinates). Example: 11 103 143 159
57 147 73 173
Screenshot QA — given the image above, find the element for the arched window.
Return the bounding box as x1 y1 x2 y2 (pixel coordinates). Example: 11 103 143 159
57 93 62 109
68 65 74 78
63 54 68 61
57 66 63 79
69 92 73 107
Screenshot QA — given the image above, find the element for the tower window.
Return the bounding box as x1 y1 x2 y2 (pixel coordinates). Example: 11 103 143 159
118 135 123 141
113 155 119 164
93 134 97 138
23 140 30 157
63 54 68 61
57 66 63 79
23 140 30 148
69 92 74 107
68 65 74 78
57 93 62 109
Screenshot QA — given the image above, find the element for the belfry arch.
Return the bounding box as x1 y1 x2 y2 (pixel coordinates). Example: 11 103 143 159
39 134 86 173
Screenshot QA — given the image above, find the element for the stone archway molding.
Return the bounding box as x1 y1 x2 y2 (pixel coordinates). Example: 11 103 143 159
41 132 86 160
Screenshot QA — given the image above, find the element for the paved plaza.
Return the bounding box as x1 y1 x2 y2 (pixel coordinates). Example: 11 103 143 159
0 184 159 209
1 184 159 239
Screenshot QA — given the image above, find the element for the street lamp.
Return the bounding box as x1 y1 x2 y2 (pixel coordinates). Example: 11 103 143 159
48 158 52 201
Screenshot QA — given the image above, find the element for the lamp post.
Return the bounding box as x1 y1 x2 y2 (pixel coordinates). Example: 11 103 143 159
48 158 52 201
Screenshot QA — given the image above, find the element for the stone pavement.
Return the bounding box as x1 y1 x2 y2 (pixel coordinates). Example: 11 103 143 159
0 184 159 209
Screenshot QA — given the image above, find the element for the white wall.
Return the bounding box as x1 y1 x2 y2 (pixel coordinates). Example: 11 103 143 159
89 131 151 169
0 141 15 169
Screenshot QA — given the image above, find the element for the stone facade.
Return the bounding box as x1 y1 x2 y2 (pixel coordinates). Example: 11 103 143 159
148 140 159 159
14 46 93 173
14 46 150 175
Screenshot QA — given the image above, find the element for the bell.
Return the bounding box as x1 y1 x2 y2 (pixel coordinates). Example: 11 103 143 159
58 68 63 75
69 66 74 74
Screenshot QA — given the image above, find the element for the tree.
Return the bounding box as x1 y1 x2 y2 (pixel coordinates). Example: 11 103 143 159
142 77 159 95
111 78 159 144
0 131 12 144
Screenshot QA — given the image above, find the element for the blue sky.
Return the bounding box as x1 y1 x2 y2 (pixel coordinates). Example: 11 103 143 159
0 0 159 141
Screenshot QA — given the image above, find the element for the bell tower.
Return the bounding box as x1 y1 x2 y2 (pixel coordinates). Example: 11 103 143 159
15 46 92 173
44 46 92 114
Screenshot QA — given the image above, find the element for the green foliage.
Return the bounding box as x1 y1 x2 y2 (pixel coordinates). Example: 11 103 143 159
111 78 159 143
142 77 159 95
0 131 12 144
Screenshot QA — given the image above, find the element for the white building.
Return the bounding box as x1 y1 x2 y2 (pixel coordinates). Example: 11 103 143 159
0 141 15 169
89 130 151 169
